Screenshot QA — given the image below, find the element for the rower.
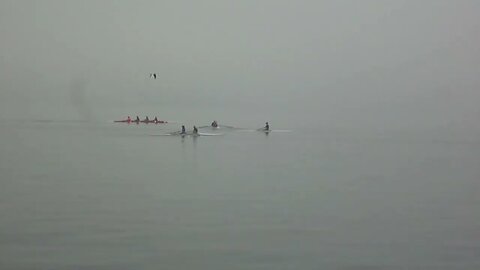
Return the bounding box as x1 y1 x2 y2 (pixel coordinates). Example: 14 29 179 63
181 125 186 134
135 116 140 122
265 122 269 131
211 121 218 127
193 126 198 134
144 116 149 122
154 117 158 123
127 116 131 123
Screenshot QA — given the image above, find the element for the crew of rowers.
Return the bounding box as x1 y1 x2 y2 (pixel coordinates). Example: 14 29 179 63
178 120 215 135
180 125 198 135
118 117 269 133
121 116 167 124
180 121 268 134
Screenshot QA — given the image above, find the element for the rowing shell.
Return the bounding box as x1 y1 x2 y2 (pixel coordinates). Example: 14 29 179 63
198 124 236 130
198 132 223 136
151 132 224 137
238 129 292 133
114 120 167 124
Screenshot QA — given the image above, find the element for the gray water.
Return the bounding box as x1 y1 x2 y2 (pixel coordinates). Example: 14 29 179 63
1 120 479 270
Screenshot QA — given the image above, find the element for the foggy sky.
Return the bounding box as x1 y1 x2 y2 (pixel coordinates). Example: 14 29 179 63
1 0 479 130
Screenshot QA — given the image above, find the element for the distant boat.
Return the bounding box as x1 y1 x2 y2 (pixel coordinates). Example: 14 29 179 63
114 117 167 124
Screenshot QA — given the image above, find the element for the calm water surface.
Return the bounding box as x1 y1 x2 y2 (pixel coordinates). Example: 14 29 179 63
1 121 479 269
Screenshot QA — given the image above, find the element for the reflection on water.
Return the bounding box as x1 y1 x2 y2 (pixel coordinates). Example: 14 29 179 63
0 121 479 269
